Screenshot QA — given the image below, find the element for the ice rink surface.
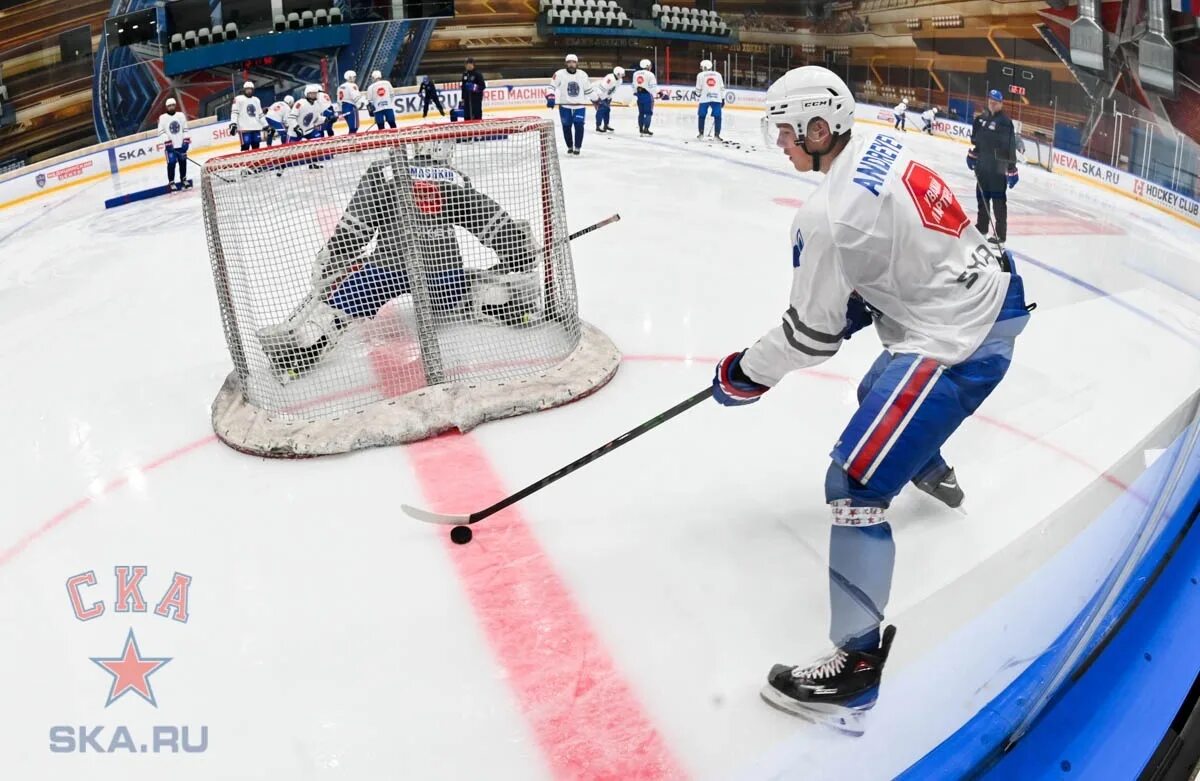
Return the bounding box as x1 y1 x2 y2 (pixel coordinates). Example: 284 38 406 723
2 102 1200 780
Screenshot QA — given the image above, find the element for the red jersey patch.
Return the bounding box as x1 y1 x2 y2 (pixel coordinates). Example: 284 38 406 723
901 161 970 238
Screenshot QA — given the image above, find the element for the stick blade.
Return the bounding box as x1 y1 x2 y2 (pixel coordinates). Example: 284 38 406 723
401 503 471 526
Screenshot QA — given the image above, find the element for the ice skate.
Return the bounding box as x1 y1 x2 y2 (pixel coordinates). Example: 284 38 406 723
912 465 965 509
760 625 897 737
257 296 348 382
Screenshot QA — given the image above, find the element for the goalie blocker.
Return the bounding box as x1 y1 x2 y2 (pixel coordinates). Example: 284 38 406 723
202 117 620 456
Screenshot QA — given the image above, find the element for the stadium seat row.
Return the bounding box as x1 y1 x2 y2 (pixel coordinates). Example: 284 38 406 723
167 6 344 51
546 5 633 27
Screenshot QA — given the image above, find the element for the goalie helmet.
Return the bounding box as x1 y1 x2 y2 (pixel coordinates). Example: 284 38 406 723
700 59 713 71
761 66 854 170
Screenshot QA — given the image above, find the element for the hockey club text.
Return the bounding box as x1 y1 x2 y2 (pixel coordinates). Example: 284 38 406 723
49 725 208 754
67 568 192 623
853 134 903 196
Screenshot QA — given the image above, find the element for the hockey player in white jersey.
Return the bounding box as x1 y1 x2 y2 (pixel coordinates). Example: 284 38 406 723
695 59 725 141
632 59 657 136
893 99 907 131
921 106 937 134
338 70 364 134
593 72 618 133
367 70 397 129
288 85 327 141
230 81 265 150
264 95 293 146
712 66 1030 733
157 97 191 190
546 54 597 155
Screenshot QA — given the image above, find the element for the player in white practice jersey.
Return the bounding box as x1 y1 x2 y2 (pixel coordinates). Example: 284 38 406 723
288 85 326 140
230 81 264 150
695 59 725 140
546 54 597 155
338 70 363 134
157 98 191 190
893 100 907 131
921 106 937 135
593 72 618 133
712 66 1030 733
367 70 396 129
632 59 657 136
264 95 293 146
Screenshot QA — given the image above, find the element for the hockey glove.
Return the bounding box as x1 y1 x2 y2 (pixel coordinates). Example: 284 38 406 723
546 95 556 108
229 123 238 136
966 150 977 171
843 292 876 340
713 350 769 407
1007 167 1019 189
164 139 173 149
180 142 190 154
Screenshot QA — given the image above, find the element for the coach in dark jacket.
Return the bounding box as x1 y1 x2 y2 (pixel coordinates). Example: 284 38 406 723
967 89 1019 243
461 58 486 120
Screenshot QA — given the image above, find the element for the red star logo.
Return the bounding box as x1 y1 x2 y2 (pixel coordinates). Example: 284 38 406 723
90 629 171 708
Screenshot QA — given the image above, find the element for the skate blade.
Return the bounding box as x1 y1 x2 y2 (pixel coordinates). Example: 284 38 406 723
758 686 871 737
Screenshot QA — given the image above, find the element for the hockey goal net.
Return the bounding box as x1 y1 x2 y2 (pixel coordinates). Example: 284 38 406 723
1018 131 1054 173
202 117 620 457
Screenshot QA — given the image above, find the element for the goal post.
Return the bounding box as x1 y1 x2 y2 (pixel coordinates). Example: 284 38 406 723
202 117 620 457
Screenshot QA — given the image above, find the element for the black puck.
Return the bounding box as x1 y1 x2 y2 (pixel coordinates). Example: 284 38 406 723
450 525 473 545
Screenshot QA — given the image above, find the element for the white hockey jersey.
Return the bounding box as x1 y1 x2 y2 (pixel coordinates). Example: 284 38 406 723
921 108 937 123
265 100 290 125
231 94 265 131
740 132 1010 388
548 68 596 106
367 79 395 112
287 98 324 136
338 81 363 108
696 69 725 103
633 69 658 93
157 111 190 147
894 102 907 117
595 74 619 100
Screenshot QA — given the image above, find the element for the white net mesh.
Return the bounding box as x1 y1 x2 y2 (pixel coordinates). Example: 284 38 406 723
202 117 620 456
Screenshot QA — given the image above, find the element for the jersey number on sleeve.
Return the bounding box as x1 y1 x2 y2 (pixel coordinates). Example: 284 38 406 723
901 161 970 238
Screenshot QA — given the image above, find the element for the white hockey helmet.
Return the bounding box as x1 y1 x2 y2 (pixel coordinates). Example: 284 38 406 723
371 70 382 81
243 81 254 91
305 83 320 97
284 95 294 105
761 66 855 164
639 59 651 69
344 70 357 82
700 59 713 71
565 53 578 63
613 66 625 79
165 97 177 107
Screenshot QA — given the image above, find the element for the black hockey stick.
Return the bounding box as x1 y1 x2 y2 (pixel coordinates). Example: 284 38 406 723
569 213 620 241
401 386 714 526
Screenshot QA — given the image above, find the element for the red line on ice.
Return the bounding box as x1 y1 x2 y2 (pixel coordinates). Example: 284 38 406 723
405 432 688 781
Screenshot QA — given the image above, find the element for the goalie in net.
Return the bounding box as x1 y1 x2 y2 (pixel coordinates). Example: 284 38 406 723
258 139 543 383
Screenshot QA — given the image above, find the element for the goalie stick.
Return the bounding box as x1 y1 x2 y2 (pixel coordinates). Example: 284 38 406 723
568 213 620 241
401 386 714 526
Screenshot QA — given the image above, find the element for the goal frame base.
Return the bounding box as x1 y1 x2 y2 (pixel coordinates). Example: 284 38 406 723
211 322 621 457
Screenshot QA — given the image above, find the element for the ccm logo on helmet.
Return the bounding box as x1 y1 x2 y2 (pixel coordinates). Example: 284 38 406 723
801 97 832 109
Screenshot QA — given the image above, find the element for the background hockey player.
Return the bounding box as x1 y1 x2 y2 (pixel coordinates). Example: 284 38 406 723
320 89 338 137
264 95 293 146
338 71 363 134
968 89 1019 244
695 59 725 141
893 99 907 131
230 81 264 151
461 57 486 120
288 85 327 141
712 65 1030 734
921 105 937 135
419 76 445 118
367 70 397 129
157 98 191 190
632 59 657 136
593 71 618 133
547 54 597 156
257 144 542 380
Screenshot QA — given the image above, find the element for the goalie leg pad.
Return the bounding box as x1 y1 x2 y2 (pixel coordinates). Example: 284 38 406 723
471 271 541 327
